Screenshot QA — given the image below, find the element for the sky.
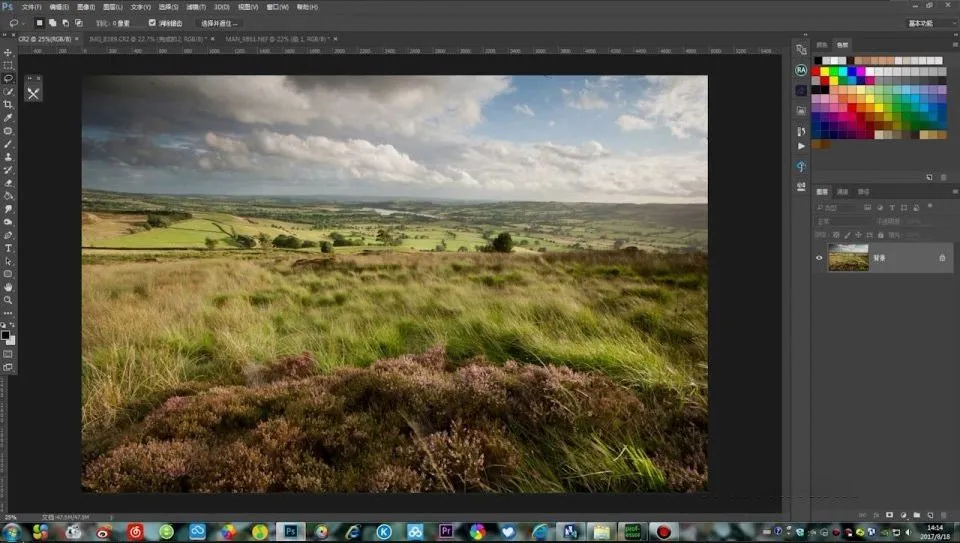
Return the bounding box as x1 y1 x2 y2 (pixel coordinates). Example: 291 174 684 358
81 75 708 204
831 244 869 254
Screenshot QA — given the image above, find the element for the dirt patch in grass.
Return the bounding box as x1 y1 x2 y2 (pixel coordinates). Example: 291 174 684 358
82 347 706 493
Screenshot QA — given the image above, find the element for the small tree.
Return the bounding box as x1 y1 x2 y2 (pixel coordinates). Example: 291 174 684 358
301 240 318 248
147 214 170 228
235 234 256 249
435 244 446 252
330 232 354 246
320 241 333 254
491 232 514 253
257 232 271 247
458 246 469 252
272 235 303 249
204 237 219 250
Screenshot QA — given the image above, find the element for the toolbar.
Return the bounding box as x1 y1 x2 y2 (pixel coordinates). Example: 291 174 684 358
0 36 14 377
2 1 960 33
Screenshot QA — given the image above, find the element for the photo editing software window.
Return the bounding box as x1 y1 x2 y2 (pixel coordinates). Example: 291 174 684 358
0 0 956 541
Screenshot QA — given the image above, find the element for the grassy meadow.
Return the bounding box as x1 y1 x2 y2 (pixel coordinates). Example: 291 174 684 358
81 190 708 493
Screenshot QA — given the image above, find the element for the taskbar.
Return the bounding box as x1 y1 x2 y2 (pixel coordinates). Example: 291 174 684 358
1 521 955 542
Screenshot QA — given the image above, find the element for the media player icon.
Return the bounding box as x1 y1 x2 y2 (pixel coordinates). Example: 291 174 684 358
375 524 392 540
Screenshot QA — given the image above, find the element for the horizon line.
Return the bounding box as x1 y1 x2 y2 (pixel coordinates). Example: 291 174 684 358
81 187 708 206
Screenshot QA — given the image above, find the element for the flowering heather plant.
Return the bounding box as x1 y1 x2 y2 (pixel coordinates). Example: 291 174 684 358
82 346 705 493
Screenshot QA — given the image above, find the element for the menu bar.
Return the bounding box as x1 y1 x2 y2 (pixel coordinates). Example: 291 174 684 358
2 2 959 33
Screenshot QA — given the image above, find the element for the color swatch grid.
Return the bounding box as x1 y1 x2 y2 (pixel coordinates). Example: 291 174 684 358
811 56 947 141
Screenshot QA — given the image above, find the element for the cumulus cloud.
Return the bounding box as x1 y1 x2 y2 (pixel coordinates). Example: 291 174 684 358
82 136 258 172
82 76 708 203
634 76 708 139
513 104 535 117
615 114 655 132
192 128 704 200
455 139 705 200
84 75 513 139
208 129 476 187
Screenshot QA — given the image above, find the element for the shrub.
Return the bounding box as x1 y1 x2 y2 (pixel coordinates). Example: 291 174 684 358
81 347 704 493
319 241 333 254
204 237 219 250
272 235 303 249
301 240 318 248
235 235 256 249
147 214 171 228
491 232 514 253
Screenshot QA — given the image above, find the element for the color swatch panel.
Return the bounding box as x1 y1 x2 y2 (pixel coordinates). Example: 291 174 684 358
811 56 947 141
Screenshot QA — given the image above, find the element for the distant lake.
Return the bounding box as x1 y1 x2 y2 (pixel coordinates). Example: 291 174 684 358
362 207 439 219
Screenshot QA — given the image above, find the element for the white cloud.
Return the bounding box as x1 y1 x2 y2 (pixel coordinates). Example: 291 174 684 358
204 132 249 154
585 76 623 89
113 75 514 140
208 130 474 187
535 141 609 160
85 76 708 203
634 76 708 139
513 104 535 117
452 138 705 200
615 114 655 132
567 88 609 110
200 128 706 201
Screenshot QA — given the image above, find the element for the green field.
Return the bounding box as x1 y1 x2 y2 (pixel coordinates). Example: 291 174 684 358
82 190 707 254
81 190 708 494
